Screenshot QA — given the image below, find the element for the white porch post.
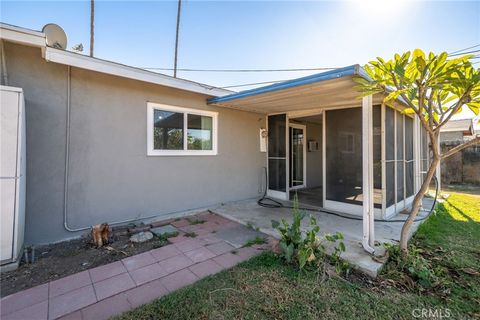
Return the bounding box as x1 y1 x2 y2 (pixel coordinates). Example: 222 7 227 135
413 116 421 193
362 95 375 252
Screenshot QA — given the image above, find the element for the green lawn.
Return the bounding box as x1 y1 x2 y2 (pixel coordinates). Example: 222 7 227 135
116 192 480 320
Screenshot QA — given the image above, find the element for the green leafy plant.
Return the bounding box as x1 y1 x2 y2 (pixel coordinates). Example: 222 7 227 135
384 243 438 289
271 195 346 272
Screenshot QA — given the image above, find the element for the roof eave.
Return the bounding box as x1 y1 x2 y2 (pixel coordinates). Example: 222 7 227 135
208 64 363 105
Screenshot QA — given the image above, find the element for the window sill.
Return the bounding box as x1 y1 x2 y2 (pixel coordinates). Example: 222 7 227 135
147 150 218 156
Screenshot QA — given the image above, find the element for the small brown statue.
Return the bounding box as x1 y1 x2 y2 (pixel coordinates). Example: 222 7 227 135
91 223 110 247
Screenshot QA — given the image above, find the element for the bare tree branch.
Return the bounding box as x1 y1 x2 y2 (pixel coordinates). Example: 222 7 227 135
441 136 480 159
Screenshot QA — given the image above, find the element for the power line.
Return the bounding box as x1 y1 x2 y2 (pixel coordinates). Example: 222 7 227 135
142 67 340 73
221 79 290 89
449 44 480 55
448 49 480 57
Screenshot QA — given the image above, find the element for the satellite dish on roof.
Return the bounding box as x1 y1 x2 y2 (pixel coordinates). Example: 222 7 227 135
42 23 67 50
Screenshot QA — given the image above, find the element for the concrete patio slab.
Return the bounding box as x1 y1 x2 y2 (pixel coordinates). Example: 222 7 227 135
214 224 266 248
213 197 435 277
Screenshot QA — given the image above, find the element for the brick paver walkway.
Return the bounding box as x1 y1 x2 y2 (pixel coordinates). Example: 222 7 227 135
0 213 270 320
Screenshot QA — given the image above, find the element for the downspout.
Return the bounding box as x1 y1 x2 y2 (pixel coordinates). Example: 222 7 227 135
1 40 8 85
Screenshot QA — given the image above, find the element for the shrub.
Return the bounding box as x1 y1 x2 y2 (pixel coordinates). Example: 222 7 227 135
384 243 438 288
271 195 346 272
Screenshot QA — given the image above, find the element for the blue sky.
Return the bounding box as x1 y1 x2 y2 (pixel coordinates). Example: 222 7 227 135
1 0 479 118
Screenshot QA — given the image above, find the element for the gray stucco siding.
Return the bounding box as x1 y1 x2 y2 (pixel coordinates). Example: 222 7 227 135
4 42 266 245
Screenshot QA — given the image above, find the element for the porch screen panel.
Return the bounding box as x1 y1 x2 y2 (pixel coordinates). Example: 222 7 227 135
385 107 395 207
396 113 404 202
326 108 363 205
373 105 382 208
405 116 414 197
421 126 428 185
268 114 287 192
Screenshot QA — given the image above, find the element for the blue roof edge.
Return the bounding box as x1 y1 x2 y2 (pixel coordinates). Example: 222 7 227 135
208 64 369 104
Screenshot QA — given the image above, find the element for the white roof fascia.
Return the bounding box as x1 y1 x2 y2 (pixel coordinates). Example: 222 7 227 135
44 47 231 97
0 23 45 53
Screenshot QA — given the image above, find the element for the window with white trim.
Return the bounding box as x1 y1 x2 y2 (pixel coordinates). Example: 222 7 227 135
147 103 218 156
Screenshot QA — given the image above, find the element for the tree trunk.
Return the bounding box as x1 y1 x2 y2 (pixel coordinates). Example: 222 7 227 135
399 155 439 254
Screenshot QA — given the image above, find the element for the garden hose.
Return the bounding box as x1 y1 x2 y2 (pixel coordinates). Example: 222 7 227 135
257 167 439 223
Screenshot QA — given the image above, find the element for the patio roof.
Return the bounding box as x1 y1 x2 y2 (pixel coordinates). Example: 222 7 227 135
208 65 375 113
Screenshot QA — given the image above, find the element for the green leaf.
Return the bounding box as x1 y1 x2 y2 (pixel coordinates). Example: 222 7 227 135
271 220 280 229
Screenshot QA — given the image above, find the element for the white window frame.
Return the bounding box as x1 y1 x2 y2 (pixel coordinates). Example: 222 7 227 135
147 102 218 156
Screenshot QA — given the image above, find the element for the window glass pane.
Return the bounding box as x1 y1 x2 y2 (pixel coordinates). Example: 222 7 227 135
187 114 213 150
326 108 362 205
153 109 183 150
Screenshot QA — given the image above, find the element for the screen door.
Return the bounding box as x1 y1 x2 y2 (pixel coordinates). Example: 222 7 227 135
267 114 288 200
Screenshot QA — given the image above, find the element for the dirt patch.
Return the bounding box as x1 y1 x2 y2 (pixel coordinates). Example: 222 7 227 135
1 232 169 297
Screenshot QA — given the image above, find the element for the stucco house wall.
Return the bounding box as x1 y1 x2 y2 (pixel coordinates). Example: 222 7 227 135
4 42 266 245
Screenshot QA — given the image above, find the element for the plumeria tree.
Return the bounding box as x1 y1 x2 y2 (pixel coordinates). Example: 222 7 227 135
355 49 480 254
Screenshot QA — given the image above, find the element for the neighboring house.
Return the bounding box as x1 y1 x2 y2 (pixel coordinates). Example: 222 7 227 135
0 23 429 256
440 118 475 142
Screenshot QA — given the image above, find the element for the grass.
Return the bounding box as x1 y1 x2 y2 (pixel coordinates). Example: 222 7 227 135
188 218 206 225
116 190 479 320
242 236 267 248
